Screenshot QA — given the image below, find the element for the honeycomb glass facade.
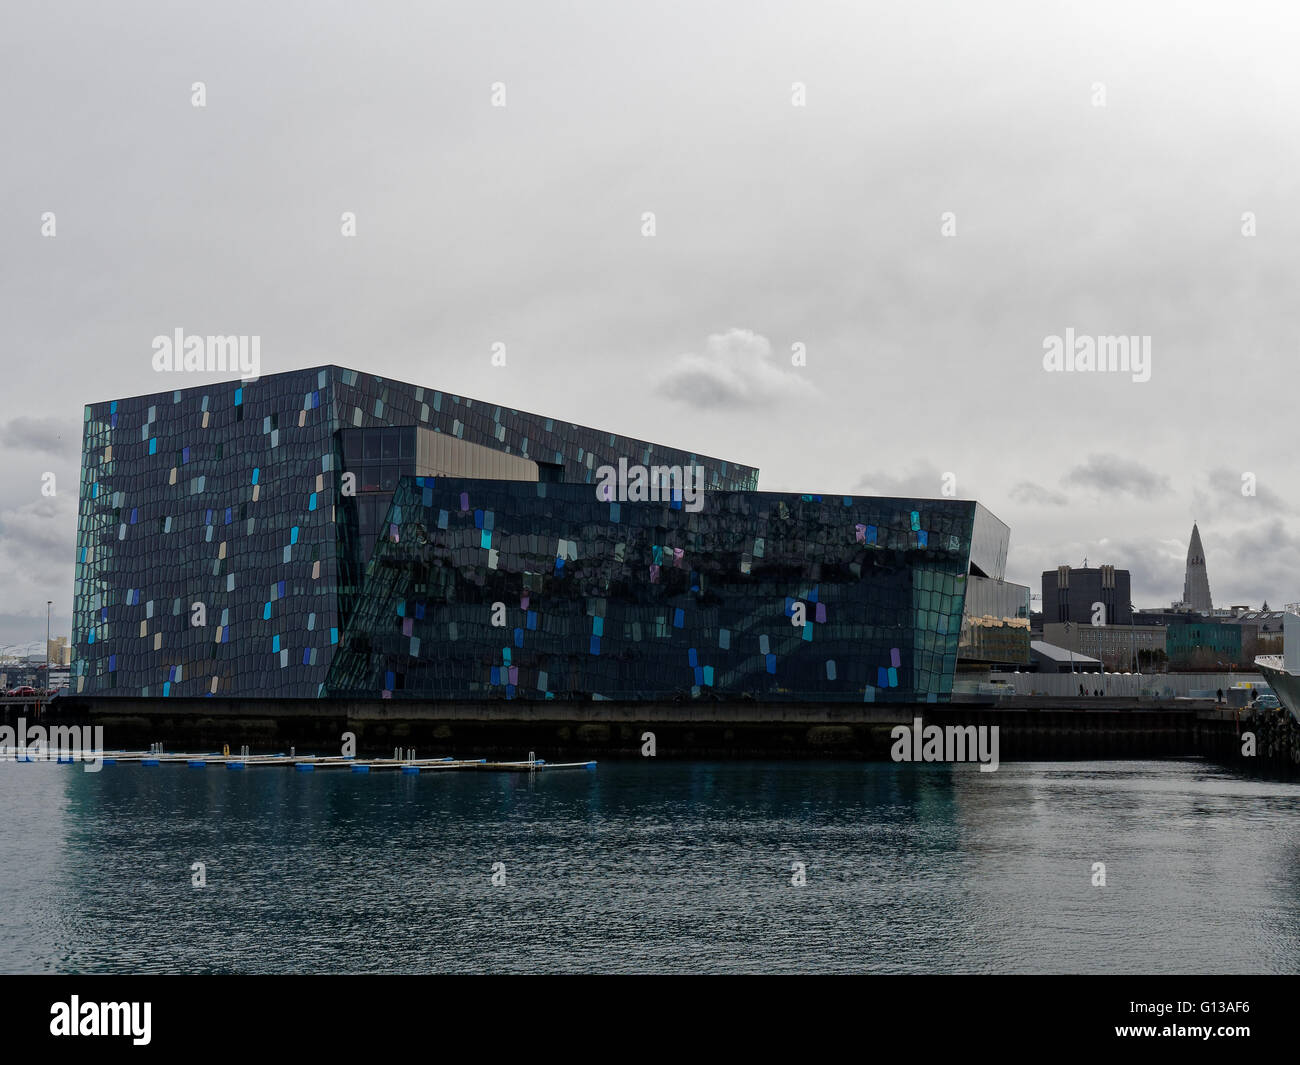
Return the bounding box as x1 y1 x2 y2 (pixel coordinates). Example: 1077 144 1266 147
73 365 1012 702
73 366 756 697
326 481 985 702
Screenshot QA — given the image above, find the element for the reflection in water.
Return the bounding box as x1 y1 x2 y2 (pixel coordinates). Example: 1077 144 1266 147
0 759 1296 973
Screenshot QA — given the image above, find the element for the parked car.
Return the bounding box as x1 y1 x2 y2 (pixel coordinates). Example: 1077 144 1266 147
6 686 37 697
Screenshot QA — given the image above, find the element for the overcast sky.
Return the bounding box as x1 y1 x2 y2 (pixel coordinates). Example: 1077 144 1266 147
2 0 1298 650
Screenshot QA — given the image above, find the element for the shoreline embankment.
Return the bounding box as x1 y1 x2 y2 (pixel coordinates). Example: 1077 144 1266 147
4 695 1293 773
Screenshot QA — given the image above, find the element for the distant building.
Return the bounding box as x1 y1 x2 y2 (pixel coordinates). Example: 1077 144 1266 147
1042 622 1166 671
1165 618 1240 670
1132 601 1284 671
0 665 43 689
1041 564 1132 625
1134 608 1198 625
46 636 71 667
1224 611 1286 661
1182 522 1213 612
1165 610 1285 669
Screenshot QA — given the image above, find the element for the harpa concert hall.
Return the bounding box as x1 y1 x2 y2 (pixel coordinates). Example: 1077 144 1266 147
73 366 1029 703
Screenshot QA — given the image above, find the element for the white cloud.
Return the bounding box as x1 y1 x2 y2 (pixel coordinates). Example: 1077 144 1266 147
658 329 817 409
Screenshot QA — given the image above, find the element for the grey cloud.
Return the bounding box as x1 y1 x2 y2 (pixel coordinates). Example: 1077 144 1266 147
0 496 77 569
1194 468 1291 516
0 417 77 458
0 495 76 645
1204 519 1300 607
1009 481 1068 506
854 464 965 499
1062 454 1172 500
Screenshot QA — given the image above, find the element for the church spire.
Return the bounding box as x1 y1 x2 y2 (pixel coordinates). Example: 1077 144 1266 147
1183 522 1213 612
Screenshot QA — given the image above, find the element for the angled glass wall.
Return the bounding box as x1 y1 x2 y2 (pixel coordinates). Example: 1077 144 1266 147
326 479 979 703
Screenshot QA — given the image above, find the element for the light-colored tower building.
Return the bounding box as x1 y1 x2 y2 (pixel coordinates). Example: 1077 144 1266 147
46 636 72 667
1183 522 1213 613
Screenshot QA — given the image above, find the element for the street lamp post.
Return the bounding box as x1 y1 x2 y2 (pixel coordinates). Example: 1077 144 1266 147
45 601 52 693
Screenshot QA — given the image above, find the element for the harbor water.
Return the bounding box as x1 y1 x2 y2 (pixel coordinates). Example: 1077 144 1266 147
1 758 1297 974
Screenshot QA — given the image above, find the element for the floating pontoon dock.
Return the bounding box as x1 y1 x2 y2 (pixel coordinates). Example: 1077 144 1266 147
0 748 596 774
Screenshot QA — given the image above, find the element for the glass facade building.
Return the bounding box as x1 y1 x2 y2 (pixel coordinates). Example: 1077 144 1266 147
73 365 1020 702
73 366 754 698
326 480 1002 702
